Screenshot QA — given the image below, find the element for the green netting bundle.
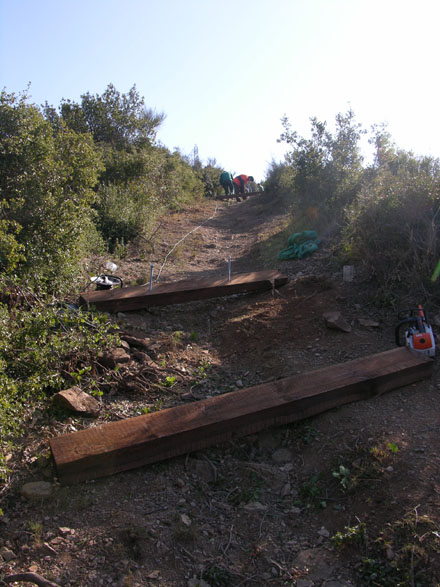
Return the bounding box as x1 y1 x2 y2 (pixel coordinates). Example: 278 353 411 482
278 230 320 260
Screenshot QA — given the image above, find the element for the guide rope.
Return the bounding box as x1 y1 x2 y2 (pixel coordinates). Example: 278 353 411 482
155 202 219 283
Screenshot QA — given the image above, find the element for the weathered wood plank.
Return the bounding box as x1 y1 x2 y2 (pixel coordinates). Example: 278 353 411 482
79 270 288 312
50 347 433 485
219 191 263 200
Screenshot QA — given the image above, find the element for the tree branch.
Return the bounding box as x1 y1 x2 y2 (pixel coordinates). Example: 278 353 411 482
3 572 60 587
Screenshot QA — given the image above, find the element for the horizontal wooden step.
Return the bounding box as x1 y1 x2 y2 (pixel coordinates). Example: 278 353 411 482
79 270 288 312
219 191 263 200
50 347 433 485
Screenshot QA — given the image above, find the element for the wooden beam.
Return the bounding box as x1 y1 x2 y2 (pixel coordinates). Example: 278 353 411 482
79 270 288 312
219 191 263 200
50 348 432 485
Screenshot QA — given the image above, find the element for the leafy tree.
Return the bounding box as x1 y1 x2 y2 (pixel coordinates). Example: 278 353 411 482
61 83 165 150
56 84 208 248
278 114 330 206
277 109 365 213
326 109 365 207
180 147 224 199
264 159 294 193
0 89 103 291
343 138 440 292
96 146 205 248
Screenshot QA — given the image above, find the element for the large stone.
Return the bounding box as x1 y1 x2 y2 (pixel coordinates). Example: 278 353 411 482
52 387 100 417
0 546 16 561
21 481 53 499
98 347 131 368
120 334 152 350
323 311 352 333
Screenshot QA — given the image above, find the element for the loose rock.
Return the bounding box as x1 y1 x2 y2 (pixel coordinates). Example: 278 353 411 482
181 514 192 527
99 348 131 368
323 311 352 333
0 546 16 561
21 481 53 500
52 386 100 417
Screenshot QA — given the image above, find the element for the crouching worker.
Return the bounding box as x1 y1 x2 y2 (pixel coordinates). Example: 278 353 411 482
233 174 254 201
219 171 234 198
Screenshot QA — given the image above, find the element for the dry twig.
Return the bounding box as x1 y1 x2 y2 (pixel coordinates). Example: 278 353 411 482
3 572 60 587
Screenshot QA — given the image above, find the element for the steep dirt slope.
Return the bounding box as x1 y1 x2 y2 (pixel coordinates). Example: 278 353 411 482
2 193 439 587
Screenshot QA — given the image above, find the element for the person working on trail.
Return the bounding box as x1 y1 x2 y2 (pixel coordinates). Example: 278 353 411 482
219 171 234 197
247 178 258 193
233 174 254 201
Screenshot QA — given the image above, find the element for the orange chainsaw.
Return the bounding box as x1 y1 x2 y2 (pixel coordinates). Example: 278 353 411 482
395 305 435 357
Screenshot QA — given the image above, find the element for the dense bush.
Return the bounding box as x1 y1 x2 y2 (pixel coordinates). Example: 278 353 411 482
60 83 165 150
57 85 207 247
0 84 223 465
199 163 225 199
264 159 294 194
271 111 440 295
277 109 365 212
0 89 104 292
343 127 440 292
0 280 118 480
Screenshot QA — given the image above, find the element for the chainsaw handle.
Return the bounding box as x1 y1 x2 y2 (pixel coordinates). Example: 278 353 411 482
395 317 418 346
110 276 124 288
397 307 430 321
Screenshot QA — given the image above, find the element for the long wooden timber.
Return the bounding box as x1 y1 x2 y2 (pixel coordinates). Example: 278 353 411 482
79 270 288 312
50 347 432 485
219 190 262 200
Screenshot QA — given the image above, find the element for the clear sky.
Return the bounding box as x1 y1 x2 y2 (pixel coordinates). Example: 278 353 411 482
1 0 439 181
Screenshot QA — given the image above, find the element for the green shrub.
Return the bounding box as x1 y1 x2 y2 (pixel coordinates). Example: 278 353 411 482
0 89 104 293
277 109 365 213
264 159 295 194
343 144 440 292
0 281 118 462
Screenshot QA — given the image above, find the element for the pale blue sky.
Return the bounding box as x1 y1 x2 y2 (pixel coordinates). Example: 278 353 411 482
1 0 439 181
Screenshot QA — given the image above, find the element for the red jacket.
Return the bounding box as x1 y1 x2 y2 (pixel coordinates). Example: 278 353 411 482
233 174 248 186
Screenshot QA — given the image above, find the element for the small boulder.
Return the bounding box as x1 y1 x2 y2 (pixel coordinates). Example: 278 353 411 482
132 351 156 366
323 311 351 333
180 514 192 527
0 546 16 561
52 386 100 417
99 347 131 368
119 339 131 352
280 483 292 497
21 481 53 500
119 334 151 350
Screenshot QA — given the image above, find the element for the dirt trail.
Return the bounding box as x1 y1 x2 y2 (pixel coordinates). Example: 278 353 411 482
143 193 291 284
2 193 440 587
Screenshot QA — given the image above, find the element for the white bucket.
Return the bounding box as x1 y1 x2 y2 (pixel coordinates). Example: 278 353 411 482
343 265 354 282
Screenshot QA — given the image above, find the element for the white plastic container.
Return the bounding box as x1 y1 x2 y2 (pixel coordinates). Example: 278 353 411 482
343 265 354 282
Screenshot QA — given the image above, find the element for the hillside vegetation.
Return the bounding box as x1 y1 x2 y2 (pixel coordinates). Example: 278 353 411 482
1 87 440 536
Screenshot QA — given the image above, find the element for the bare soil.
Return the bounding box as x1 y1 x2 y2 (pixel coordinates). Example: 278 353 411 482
1 192 439 586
